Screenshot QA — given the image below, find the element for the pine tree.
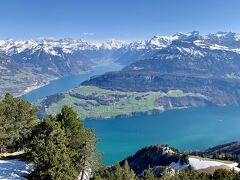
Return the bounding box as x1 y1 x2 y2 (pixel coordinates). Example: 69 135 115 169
212 169 233 180
14 96 38 150
93 174 103 180
56 106 101 179
0 93 17 152
28 116 78 179
115 162 123 180
92 167 115 180
145 166 155 180
0 93 37 152
0 102 9 153
122 160 136 180
25 105 100 179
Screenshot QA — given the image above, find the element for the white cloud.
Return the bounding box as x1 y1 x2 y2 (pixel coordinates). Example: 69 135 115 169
82 32 94 36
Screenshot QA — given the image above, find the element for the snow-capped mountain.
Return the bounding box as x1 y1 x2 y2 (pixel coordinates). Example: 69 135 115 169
1 31 240 98
80 31 240 108
122 31 240 64
0 38 98 56
100 39 128 49
1 31 240 61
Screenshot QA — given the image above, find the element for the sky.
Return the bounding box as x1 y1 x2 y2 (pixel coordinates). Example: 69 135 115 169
0 0 240 41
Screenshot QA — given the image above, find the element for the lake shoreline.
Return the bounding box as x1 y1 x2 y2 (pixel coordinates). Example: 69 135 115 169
19 70 92 99
84 106 240 165
21 63 123 103
83 106 192 121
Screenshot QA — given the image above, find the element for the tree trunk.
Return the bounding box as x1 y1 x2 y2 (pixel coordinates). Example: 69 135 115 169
80 155 87 180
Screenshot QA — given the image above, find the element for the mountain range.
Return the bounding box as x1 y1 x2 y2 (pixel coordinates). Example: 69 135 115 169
1 31 240 99
2 31 240 65
34 31 240 119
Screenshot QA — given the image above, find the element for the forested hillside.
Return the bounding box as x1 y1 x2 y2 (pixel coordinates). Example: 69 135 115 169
1 94 240 179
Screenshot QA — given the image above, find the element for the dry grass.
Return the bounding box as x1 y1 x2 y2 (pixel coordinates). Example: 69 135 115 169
197 165 233 174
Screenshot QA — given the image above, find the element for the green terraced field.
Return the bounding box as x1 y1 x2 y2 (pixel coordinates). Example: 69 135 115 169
38 86 205 120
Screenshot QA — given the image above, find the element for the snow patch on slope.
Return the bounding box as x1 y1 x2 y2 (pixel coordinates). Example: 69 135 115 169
189 157 240 171
0 159 34 179
169 159 189 170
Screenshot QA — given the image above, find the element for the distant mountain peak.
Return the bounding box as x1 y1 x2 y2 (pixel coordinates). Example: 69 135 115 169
173 31 196 37
1 31 240 57
100 39 128 49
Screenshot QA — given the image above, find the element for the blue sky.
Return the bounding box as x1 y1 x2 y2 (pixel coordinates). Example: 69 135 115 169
0 0 240 40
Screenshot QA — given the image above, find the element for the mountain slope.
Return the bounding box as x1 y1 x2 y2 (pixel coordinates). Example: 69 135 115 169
107 144 240 178
189 141 240 155
36 31 240 119
2 31 240 99
81 32 240 107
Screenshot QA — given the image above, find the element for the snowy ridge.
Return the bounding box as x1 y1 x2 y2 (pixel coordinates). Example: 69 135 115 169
1 31 240 58
100 39 128 49
0 38 99 57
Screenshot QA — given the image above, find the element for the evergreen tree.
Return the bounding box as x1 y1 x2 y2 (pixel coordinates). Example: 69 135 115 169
27 106 100 179
91 167 115 180
92 174 103 180
0 93 37 152
144 166 155 180
0 102 9 153
115 162 123 180
113 161 137 180
0 93 17 152
212 169 234 180
122 160 136 180
28 116 78 180
56 106 101 180
162 169 210 180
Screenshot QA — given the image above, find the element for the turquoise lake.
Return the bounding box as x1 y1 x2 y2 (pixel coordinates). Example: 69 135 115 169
85 106 240 165
21 65 240 166
21 64 123 103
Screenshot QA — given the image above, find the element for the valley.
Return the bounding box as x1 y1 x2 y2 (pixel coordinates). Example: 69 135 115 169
0 31 237 99
37 32 240 119
21 63 123 103
2 1 240 179
0 38 125 98
0 68 55 97
2 31 240 177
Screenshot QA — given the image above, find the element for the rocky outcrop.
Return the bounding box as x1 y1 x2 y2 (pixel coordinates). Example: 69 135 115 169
110 145 188 176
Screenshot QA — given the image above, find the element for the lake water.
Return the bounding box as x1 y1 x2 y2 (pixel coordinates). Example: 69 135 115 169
21 64 240 166
21 64 123 103
84 106 240 165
